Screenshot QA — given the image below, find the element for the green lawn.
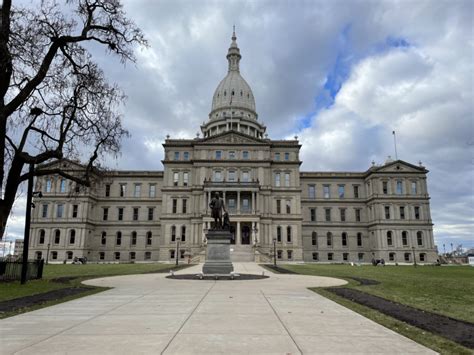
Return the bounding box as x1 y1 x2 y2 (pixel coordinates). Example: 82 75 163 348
0 263 189 303
282 264 474 323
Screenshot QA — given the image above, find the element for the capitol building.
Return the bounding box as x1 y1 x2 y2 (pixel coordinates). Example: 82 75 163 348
28 32 437 264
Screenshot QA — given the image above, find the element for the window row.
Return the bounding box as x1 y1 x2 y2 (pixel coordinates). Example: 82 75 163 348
307 184 361 199
40 203 79 219
383 205 421 220
275 226 293 243
104 183 157 198
274 172 291 187
98 251 153 261
276 199 292 214
172 171 190 186
311 252 366 261
37 229 77 245
43 177 77 194
310 232 364 247
381 179 419 195
171 199 188 214
386 231 425 247
275 249 294 260
170 225 187 243
99 231 154 246
211 169 252 182
308 207 362 222
102 207 155 221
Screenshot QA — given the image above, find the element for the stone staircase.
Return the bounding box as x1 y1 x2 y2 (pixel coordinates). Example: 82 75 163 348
230 245 255 262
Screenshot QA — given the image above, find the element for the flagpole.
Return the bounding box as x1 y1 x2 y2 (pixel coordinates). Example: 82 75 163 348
392 131 398 160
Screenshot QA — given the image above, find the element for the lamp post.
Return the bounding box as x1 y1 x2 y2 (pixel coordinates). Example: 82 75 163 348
273 238 276 267
46 243 51 264
412 246 417 268
175 237 181 266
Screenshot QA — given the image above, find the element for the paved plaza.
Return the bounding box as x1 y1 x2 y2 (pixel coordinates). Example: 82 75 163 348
1 263 436 354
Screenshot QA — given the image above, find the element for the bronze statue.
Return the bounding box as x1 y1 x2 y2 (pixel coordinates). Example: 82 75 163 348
209 192 227 229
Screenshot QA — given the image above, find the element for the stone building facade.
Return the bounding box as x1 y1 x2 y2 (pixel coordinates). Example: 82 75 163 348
28 32 437 264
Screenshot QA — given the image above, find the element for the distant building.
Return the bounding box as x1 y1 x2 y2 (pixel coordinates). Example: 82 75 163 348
27 31 437 264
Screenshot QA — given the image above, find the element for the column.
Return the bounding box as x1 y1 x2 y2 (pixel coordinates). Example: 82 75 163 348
237 221 241 245
251 192 255 214
207 191 211 213
223 191 226 205
237 191 241 214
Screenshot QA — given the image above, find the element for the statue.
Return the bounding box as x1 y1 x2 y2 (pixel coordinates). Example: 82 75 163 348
209 192 227 229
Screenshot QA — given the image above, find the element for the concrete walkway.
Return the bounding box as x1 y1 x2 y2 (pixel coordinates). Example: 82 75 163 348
1 263 436 354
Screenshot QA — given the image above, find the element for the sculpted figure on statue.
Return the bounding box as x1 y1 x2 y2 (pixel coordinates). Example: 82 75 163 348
209 193 228 229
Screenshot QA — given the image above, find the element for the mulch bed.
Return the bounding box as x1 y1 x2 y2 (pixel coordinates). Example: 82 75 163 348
0 287 93 314
263 265 299 274
167 273 269 281
327 287 474 349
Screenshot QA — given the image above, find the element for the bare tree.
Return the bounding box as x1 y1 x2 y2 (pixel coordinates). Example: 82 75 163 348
0 0 147 239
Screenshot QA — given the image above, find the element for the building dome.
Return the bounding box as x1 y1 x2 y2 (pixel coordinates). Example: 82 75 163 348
209 30 257 120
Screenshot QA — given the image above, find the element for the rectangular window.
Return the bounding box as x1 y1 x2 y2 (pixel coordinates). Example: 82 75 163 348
56 204 64 218
414 206 420 220
42 204 48 218
353 185 360 198
287 250 293 260
400 206 405 219
325 208 331 222
275 173 281 187
133 208 139 221
183 151 189 160
103 208 109 221
173 172 179 186
277 227 282 242
355 209 361 222
358 253 364 261
312 233 317 246
396 180 403 195
215 150 222 159
242 151 249 159
99 252 105 260
116 233 122 246
181 227 186 242
275 152 280 161
182 199 187 214
287 226 292 242
120 184 127 197
118 208 124 221
134 184 141 197
60 179 66 193
242 198 249 211
340 209 346 222
308 185 316 199
284 152 289 161
101 232 107 245
172 199 177 214
145 252 151 260
45 179 52 193
214 171 222 182
229 151 235 159
310 208 316 222
228 171 236 182
342 234 347 246
174 151 180 160
328 253 333 261
402 232 408 246
312 252 319 261
276 200 281 214
323 185 330 199
242 171 249 182
228 199 235 209
148 208 154 221
411 181 417 195
130 252 136 260
338 185 345 198
286 200 291 214
357 233 362 247
132 232 137 245
72 204 78 218
285 173 290 187
385 206 390 219
105 184 111 197
277 250 282 259
149 184 156 198
382 181 388 194
183 172 189 186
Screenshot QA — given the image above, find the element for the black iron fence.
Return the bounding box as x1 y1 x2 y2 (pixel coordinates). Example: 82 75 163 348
0 259 44 281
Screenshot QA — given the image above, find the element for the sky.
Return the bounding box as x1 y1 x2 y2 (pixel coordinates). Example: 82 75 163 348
4 0 473 254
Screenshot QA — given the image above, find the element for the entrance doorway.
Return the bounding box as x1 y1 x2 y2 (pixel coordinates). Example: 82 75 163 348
241 225 251 245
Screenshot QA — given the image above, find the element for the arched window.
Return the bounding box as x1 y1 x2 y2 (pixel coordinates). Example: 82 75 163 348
39 229 45 244
402 231 408 246
116 231 122 246
171 226 176 242
146 231 152 245
101 231 106 245
342 232 347 246
326 232 332 247
357 233 362 247
276 226 282 242
131 231 137 245
311 232 317 246
417 231 423 246
181 226 186 242
387 231 393 246
54 230 60 244
69 229 76 244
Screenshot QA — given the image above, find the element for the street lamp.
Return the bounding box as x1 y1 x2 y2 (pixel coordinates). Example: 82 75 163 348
273 238 276 267
46 243 51 265
412 246 417 268
175 237 181 266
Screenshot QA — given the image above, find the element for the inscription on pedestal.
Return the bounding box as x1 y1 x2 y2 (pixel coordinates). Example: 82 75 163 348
202 230 234 274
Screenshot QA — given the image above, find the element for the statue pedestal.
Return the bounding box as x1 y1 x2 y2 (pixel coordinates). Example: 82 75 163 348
202 230 234 274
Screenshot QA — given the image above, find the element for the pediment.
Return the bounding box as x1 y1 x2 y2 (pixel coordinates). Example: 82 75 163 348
372 160 427 174
37 158 86 171
199 131 266 145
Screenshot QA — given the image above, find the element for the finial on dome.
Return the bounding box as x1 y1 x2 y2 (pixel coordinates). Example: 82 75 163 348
233 24 236 39
227 25 241 72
